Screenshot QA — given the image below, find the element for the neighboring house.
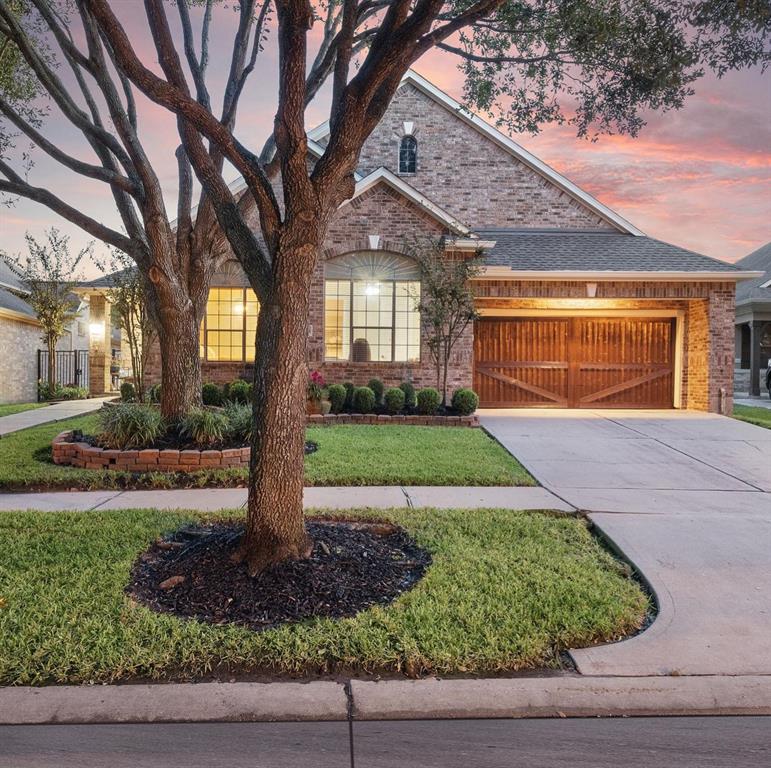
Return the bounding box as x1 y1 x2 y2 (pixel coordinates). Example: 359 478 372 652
0 261 90 404
93 71 760 413
734 241 771 396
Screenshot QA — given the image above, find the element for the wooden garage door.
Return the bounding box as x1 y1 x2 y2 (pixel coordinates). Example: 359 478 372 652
474 317 675 409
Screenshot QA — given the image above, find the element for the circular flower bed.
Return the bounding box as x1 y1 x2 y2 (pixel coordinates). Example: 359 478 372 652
128 519 431 631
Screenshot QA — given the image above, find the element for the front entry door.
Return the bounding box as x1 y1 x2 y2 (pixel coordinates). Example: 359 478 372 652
474 317 675 409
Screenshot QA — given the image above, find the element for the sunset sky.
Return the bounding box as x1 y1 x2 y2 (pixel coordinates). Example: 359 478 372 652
1 6 769 272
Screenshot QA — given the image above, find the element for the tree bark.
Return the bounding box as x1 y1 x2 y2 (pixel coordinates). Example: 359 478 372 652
236 240 316 575
47 336 56 391
154 300 203 421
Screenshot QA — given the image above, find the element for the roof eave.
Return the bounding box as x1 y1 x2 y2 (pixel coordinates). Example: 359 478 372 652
474 268 763 282
339 167 473 236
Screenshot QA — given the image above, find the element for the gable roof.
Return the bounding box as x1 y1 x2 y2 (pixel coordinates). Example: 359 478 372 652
309 70 644 237
339 167 473 236
735 241 771 305
475 229 761 281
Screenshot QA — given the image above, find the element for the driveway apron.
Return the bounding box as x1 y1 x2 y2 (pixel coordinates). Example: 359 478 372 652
480 409 771 676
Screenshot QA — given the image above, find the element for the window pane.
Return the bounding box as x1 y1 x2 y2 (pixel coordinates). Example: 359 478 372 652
325 277 418 363
324 280 351 360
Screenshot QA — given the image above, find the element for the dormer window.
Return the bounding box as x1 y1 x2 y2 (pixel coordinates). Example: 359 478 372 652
399 135 417 174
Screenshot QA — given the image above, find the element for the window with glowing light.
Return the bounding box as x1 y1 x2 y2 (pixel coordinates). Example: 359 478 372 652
324 252 421 362
199 287 259 362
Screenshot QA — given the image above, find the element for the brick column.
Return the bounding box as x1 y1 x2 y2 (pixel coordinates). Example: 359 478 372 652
88 293 113 395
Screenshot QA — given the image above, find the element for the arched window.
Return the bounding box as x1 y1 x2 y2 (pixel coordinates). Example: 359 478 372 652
398 135 417 174
324 252 421 362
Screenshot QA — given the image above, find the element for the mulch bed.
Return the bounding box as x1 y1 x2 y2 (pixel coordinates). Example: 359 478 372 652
71 429 318 455
128 519 431 631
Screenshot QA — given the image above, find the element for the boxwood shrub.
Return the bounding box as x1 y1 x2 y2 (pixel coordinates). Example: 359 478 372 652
201 382 223 406
343 381 355 409
119 382 136 403
327 383 347 414
416 387 441 415
367 378 384 404
451 388 479 416
226 379 251 404
384 387 405 414
352 386 376 414
399 381 416 408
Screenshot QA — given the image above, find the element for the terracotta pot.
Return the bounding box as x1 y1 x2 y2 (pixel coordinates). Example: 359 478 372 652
306 398 322 416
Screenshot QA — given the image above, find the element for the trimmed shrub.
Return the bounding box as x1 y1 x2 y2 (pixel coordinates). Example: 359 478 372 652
180 408 229 447
38 383 89 401
399 381 416 408
367 378 384 404
327 384 347 414
343 381 355 409
201 382 223 406
451 388 479 416
224 402 252 444
227 379 251 404
416 387 441 415
352 386 376 414
98 403 164 450
384 387 405 414
148 383 162 404
119 382 136 403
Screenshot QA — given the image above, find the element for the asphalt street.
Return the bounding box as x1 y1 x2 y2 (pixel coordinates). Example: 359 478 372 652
1 717 769 767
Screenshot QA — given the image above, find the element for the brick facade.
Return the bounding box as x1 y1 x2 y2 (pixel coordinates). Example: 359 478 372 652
140 82 736 414
0 313 40 403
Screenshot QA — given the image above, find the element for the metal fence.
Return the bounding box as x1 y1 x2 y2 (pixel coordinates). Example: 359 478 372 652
37 350 89 393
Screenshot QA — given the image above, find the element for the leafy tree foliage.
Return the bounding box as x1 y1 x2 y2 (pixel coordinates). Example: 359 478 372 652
1 228 87 388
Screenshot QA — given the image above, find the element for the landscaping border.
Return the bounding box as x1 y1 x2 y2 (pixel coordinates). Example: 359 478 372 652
52 431 250 473
307 413 479 426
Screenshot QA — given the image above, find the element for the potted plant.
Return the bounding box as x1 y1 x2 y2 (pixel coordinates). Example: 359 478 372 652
307 370 325 415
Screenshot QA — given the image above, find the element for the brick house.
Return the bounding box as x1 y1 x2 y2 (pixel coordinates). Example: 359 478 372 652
130 71 759 412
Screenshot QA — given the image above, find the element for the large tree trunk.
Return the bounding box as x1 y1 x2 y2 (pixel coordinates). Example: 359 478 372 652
236 242 316 576
155 301 203 421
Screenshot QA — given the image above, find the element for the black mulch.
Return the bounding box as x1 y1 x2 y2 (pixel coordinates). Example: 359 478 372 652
71 428 318 455
128 520 431 631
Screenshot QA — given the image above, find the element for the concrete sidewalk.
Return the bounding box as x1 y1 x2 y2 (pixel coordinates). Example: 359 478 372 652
0 485 571 512
0 397 112 437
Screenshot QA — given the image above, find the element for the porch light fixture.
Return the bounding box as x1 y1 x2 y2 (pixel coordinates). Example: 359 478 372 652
89 321 105 340
586 282 598 298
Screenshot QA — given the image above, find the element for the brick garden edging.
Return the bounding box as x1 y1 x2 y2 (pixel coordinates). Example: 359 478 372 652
52 431 250 473
306 414 479 426
52 414 478 473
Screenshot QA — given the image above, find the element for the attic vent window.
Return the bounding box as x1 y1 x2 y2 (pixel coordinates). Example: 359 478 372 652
399 135 417 174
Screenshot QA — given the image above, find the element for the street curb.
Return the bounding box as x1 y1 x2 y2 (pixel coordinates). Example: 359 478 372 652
2 676 770 724
0 682 348 724
349 676 771 720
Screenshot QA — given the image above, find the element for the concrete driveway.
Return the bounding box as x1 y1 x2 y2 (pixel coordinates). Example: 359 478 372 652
480 409 771 677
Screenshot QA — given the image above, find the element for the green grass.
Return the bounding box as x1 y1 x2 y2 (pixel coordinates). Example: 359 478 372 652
0 415 533 490
733 404 771 429
0 402 47 418
0 507 649 684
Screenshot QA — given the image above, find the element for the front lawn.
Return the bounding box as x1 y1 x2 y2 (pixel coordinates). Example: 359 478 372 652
733 404 771 430
0 402 47 418
0 507 649 684
0 415 533 490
